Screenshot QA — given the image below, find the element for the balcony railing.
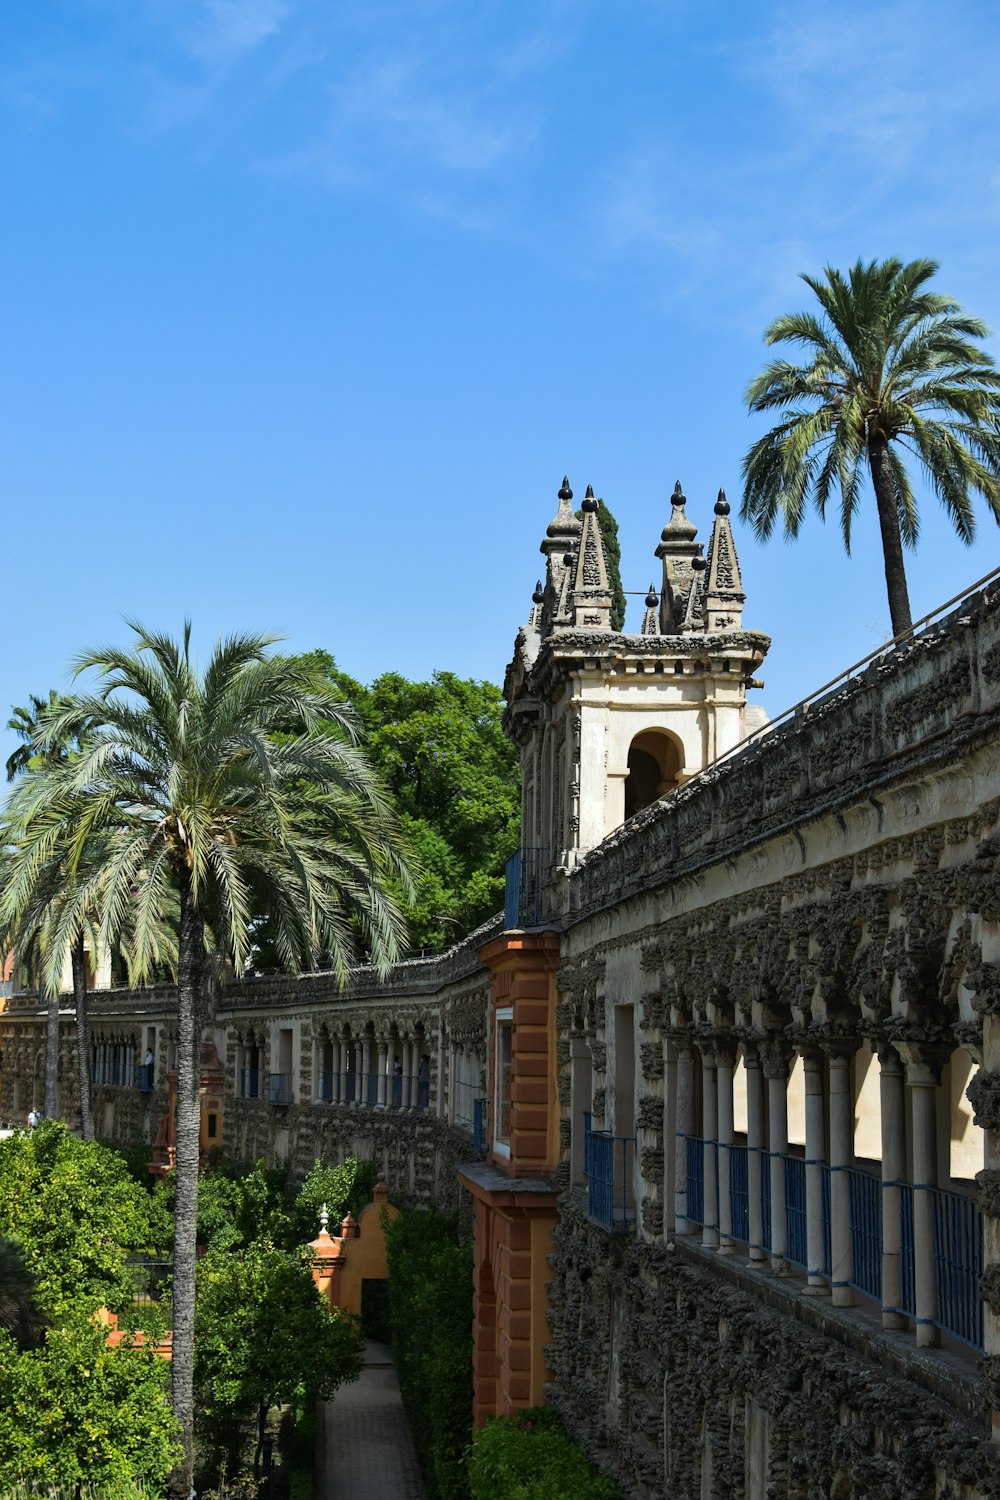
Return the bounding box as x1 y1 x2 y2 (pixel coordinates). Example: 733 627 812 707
504 847 546 930
267 1072 292 1105
585 1117 635 1232
681 1137 983 1350
137 1064 154 1094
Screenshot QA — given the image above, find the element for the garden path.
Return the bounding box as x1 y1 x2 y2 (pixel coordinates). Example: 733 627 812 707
317 1339 424 1500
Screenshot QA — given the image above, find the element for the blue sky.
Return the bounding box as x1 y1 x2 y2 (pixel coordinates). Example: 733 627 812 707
3 0 1000 766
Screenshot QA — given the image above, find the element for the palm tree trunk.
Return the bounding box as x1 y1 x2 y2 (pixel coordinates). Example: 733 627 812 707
867 435 913 637
42 981 59 1120
72 933 94 1142
169 869 204 1498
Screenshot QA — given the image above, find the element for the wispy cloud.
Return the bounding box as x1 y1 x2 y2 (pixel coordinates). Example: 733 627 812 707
184 0 290 69
581 0 1000 327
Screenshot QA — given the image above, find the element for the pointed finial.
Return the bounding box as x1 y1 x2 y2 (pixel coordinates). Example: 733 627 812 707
645 583 658 608
714 488 730 516
558 476 573 502
319 1202 329 1233
672 481 686 507
582 484 598 513
532 580 544 605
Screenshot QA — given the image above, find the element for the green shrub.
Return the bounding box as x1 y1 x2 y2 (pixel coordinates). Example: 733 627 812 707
469 1408 622 1500
385 1209 473 1500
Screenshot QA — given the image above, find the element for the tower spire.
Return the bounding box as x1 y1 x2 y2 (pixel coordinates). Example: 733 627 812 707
539 476 581 635
570 485 612 630
702 489 745 632
655 481 701 631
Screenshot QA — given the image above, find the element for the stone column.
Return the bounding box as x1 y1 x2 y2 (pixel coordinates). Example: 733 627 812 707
701 1043 719 1250
447 1038 456 1122
339 1037 350 1104
803 1047 829 1294
826 1042 858 1307
745 1042 767 1265
663 1039 678 1237
674 1042 695 1236
400 1040 412 1106
409 1047 421 1108
386 1036 397 1108
878 1043 907 1329
360 1036 372 1106
762 1039 791 1276
716 1038 738 1255
376 1040 388 1107
330 1039 341 1103
898 1042 946 1348
436 1027 446 1119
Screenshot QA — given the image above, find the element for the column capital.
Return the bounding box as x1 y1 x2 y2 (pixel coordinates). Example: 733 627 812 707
759 1035 793 1080
884 1019 951 1085
736 1030 763 1068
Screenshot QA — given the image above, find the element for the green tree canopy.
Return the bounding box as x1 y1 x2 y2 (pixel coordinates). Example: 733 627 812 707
0 1122 155 1322
252 658 520 956
741 256 1000 636
0 1318 180 1492
195 1239 363 1480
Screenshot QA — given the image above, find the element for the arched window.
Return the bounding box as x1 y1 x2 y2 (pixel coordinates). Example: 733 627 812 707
624 729 683 819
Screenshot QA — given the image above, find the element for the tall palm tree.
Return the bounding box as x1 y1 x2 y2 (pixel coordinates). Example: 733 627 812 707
1 623 411 1495
741 257 1000 636
4 692 98 1134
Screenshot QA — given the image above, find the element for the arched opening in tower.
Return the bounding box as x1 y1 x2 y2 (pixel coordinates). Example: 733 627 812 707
624 729 683 819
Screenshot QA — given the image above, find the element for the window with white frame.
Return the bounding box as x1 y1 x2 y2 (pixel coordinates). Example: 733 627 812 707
494 1008 513 1157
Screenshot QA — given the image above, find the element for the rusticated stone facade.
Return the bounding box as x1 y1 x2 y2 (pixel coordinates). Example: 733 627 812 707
0 920 496 1216
550 1194 998 1500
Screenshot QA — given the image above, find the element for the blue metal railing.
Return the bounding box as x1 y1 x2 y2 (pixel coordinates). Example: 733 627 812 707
451 1078 482 1128
900 1183 916 1317
318 1070 334 1103
584 1112 594 1177
847 1167 882 1301
267 1072 291 1105
504 847 546 929
930 1184 983 1349
729 1143 749 1242
473 1096 488 1154
137 1064 154 1094
785 1156 807 1268
587 1130 634 1232
684 1134 705 1228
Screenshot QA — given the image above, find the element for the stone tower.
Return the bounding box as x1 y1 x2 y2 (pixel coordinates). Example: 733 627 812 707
503 477 771 891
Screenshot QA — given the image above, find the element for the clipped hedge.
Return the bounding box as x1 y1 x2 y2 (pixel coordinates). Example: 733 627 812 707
469 1408 622 1500
385 1209 472 1500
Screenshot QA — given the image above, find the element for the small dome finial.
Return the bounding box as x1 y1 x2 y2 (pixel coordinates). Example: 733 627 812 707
582 484 598 513
672 481 686 506
645 583 658 608
532 579 544 605
558 476 573 503
563 549 576 568
714 488 730 516
692 551 707 572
